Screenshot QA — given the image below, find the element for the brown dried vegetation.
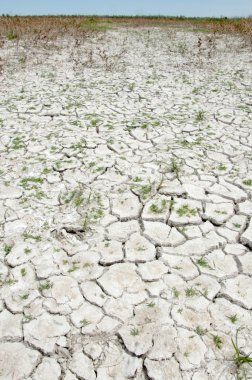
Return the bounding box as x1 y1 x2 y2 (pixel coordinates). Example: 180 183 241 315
0 15 251 43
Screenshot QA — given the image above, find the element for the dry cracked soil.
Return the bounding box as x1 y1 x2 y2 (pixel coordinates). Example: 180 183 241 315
0 26 252 380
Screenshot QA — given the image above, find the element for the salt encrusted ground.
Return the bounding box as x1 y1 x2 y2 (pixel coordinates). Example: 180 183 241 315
0 26 252 379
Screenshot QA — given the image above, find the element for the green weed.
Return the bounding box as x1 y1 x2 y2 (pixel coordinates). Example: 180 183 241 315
176 204 198 217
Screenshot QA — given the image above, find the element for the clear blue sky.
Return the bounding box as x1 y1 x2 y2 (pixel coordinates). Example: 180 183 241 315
0 0 251 18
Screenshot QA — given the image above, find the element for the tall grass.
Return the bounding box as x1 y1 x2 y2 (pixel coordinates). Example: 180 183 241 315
0 15 251 44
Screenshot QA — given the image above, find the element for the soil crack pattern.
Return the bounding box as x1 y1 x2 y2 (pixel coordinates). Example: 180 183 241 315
0 23 252 380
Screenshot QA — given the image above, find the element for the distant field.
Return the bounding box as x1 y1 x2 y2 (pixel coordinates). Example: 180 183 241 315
0 15 251 43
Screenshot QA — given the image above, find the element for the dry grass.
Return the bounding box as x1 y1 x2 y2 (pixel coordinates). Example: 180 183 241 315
0 16 106 44
0 15 251 43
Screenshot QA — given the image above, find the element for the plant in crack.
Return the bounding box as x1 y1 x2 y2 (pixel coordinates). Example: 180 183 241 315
62 186 104 231
243 179 252 186
149 199 168 214
176 204 198 217
38 280 53 292
80 319 91 327
4 243 14 255
185 287 198 297
173 287 180 298
81 190 104 233
196 326 207 336
228 314 238 324
62 188 85 208
130 327 140 336
170 157 183 178
20 268 27 277
195 110 206 122
131 179 155 201
212 334 223 349
231 328 252 379
196 257 213 270
23 232 42 242
20 177 43 190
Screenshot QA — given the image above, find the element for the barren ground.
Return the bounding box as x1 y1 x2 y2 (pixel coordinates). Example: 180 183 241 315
0 26 252 379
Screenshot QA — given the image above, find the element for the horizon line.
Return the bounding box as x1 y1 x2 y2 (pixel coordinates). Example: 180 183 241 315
1 14 251 19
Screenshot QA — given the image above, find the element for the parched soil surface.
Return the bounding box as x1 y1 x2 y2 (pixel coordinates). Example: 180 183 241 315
0 27 252 379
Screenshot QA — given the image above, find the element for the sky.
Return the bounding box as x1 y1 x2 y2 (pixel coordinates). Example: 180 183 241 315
0 0 251 18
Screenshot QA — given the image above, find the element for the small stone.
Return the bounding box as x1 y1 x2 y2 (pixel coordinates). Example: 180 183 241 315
69 352 96 380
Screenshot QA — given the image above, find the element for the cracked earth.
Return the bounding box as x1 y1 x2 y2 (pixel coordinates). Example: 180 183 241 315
0 27 252 379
